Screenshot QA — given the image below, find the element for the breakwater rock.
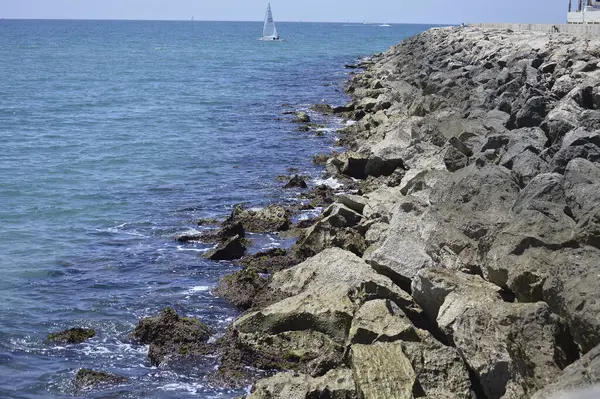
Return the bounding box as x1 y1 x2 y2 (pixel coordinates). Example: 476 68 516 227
229 26 600 398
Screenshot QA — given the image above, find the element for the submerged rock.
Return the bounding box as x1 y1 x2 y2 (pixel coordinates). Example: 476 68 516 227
73 368 127 392
48 327 95 344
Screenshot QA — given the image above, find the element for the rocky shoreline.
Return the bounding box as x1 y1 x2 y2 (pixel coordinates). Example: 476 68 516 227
55 26 600 397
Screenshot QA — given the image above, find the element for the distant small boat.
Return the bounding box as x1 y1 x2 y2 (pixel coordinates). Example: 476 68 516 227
379 23 391 27
260 3 280 41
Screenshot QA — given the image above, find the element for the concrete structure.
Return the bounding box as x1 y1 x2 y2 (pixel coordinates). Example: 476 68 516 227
568 0 600 24
471 23 600 36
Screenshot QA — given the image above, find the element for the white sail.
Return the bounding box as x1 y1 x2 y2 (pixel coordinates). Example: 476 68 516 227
262 3 279 40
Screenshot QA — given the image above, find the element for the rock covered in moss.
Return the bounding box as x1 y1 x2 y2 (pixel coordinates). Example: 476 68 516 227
131 307 214 366
48 327 95 344
227 204 291 233
73 368 127 392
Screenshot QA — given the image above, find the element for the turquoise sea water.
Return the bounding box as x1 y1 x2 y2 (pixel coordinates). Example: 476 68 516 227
0 20 434 398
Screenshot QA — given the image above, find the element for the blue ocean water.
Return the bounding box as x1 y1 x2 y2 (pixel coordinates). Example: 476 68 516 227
0 20 434 398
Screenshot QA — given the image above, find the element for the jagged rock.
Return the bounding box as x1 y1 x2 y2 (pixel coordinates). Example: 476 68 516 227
198 220 245 244
228 204 291 232
453 301 572 399
269 248 421 319
294 213 366 258
411 268 503 338
402 329 474 398
351 342 417 399
551 128 600 174
283 175 308 189
449 137 474 157
321 203 363 227
348 299 419 345
48 327 95 344
444 146 469 172
73 369 127 392
515 96 548 128
364 197 433 288
485 173 576 299
364 156 407 177
530 344 600 399
204 234 247 260
336 194 368 214
247 369 357 399
131 307 214 366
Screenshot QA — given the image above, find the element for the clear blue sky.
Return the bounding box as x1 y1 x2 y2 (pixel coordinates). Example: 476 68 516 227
1 0 567 24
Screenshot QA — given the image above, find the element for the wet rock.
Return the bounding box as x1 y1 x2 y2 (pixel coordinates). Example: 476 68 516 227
73 369 127 392
283 174 308 189
214 267 286 311
131 307 214 366
228 204 291 233
199 221 245 244
247 369 357 399
312 153 330 165
205 234 247 261
293 112 311 123
301 184 336 208
239 248 299 274
310 103 334 115
48 327 95 344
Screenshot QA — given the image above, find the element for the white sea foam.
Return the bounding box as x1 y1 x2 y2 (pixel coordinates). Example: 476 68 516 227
188 285 210 293
176 244 215 253
313 177 343 189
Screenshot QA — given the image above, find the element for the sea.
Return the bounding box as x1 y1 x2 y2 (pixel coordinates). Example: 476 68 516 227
0 20 435 398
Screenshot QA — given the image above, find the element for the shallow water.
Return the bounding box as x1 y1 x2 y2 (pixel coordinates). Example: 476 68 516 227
0 20 434 398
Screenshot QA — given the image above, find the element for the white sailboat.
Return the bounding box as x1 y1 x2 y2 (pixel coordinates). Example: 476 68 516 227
261 3 280 41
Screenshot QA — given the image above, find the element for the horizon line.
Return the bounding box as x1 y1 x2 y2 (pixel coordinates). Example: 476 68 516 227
0 17 456 25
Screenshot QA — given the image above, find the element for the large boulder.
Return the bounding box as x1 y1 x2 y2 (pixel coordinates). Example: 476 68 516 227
351 342 417 399
453 301 571 399
530 344 600 399
551 128 600 174
411 268 503 338
402 328 474 399
364 197 434 289
348 299 419 345
131 307 214 366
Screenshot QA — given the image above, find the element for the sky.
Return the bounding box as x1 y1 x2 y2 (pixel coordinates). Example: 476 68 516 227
1 0 567 24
